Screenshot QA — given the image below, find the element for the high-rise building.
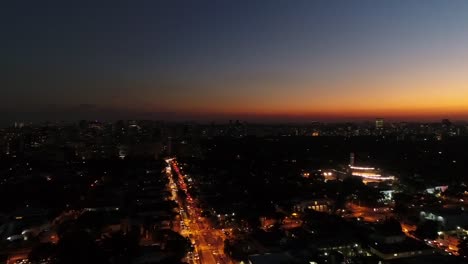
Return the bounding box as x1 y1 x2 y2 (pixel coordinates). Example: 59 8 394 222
375 118 384 129
441 119 452 128
350 152 355 166
167 136 172 155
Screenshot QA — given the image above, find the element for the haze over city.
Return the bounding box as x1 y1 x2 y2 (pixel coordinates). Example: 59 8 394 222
2 0 468 123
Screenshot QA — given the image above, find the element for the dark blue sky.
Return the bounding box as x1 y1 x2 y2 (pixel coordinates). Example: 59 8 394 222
2 0 468 122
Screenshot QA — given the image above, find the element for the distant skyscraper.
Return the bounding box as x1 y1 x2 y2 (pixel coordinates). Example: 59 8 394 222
375 118 384 129
5 142 10 155
350 152 355 166
441 119 452 128
167 136 172 155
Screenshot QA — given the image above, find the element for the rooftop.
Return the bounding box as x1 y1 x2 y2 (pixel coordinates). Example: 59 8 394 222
248 252 292 264
371 238 433 254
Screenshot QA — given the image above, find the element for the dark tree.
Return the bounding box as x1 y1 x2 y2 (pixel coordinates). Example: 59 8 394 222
28 243 56 262
55 230 109 264
414 220 439 240
378 218 403 235
177 190 187 200
101 230 140 264
164 232 192 260
458 238 468 258
393 192 412 215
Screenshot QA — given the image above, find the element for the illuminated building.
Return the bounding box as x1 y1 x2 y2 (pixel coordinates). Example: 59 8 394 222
348 154 395 182
420 207 468 231
118 146 127 159
347 154 394 182
294 199 333 213
375 118 384 129
5 142 9 155
322 171 337 181
425 185 448 195
380 190 394 201
349 165 394 182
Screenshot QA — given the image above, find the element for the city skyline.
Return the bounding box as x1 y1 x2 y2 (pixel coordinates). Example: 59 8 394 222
2 0 468 122
3 2 468 262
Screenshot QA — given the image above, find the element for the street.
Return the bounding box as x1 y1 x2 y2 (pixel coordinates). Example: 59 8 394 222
165 159 234 264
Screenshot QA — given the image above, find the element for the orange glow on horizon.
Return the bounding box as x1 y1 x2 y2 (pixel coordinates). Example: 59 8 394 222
136 100 468 121
136 105 468 121
131 67 468 121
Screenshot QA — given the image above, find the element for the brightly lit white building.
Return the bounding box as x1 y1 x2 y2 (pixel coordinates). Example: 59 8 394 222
420 207 468 231
349 165 395 183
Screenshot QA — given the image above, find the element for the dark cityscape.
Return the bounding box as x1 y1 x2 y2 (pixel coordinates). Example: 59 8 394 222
2 1 468 264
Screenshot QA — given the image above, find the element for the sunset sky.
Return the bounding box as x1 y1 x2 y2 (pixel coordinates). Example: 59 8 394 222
2 0 468 122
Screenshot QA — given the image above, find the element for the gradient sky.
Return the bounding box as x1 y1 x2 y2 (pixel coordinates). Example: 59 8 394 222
2 0 468 122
